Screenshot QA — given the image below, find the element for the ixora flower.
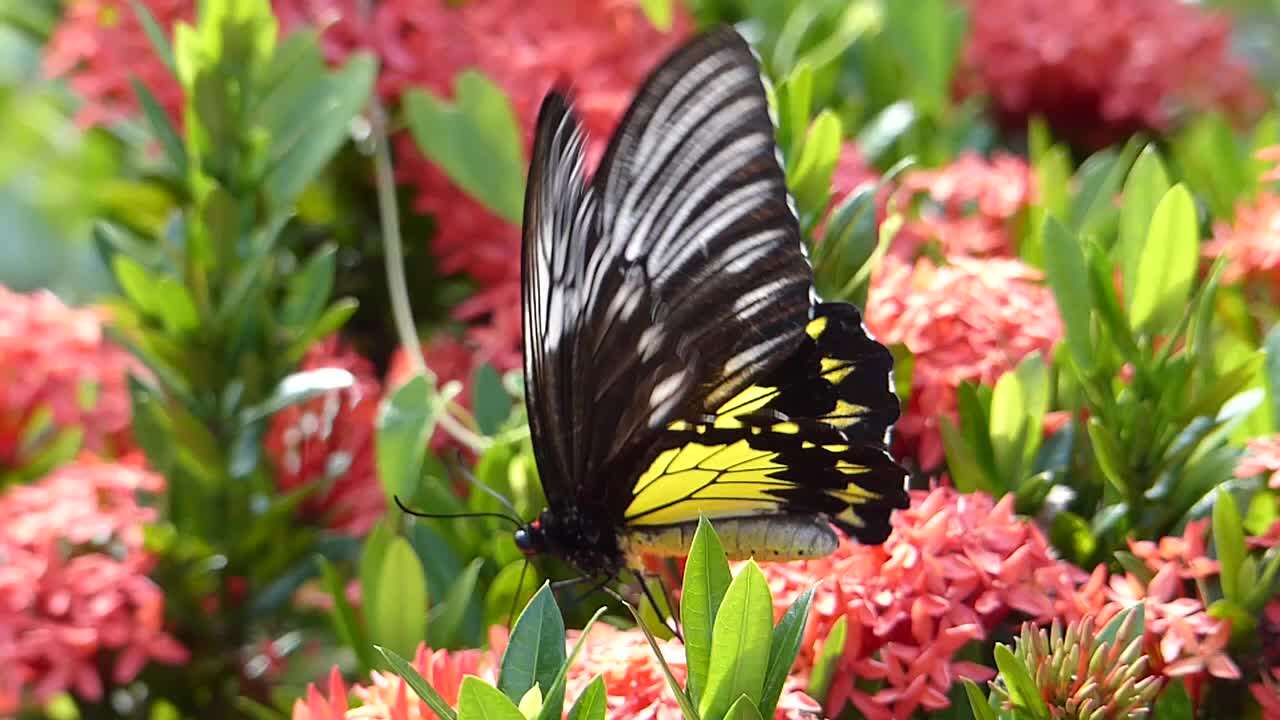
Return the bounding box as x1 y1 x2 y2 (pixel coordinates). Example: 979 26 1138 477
291 638 502 720
0 455 187 708
890 152 1036 260
961 0 1262 149
0 285 137 468
761 487 1089 720
864 257 1062 470
265 337 385 536
1204 190 1280 301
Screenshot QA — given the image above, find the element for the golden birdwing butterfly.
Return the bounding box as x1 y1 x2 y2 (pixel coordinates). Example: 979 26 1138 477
512 25 908 580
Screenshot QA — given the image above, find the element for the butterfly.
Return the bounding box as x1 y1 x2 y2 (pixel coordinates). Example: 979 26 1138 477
511 25 908 583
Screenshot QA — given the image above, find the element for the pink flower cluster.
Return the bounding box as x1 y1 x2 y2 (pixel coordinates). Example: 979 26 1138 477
1234 435 1280 490
864 257 1062 469
0 285 137 468
0 455 186 711
760 487 1089 720
891 152 1036 260
962 0 1262 149
1206 186 1280 303
264 337 386 536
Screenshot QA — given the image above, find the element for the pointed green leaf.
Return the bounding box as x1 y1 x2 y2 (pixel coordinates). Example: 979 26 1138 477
377 646 458 720
1086 418 1128 497
461 676 527 720
962 679 998 720
1098 603 1144 647
567 676 607 720
367 537 428 660
430 558 485 650
806 615 845 704
130 78 187 176
243 367 356 422
760 586 813 720
682 516 733 704
1152 679 1194 720
787 110 843 213
535 607 607 720
318 557 376 672
1042 218 1094 373
993 644 1049 719
988 368 1028 484
1130 184 1199 334
376 374 440 500
625 601 699 720
1120 145 1170 312
724 695 764 720
499 582 565 704
518 686 543 719
699 561 773 720
404 72 526 224
1213 488 1247 603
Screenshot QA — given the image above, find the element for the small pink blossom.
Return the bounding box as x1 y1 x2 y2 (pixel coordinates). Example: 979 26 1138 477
1236 435 1280 489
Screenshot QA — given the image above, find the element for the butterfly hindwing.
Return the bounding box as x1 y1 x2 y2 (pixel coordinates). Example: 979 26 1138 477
622 303 907 544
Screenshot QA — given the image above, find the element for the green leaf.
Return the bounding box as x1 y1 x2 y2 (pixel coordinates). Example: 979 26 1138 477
518 686 543 720
359 520 394 626
1119 145 1170 313
485 560 541 626
962 679 998 720
405 72 526 224
1213 488 1247 603
787 110 843 213
499 582 566 704
242 367 356 422
430 558 484 650
460 676 526 720
855 101 917 164
1050 511 1097 565
1152 679 1194 720
724 696 764 720
111 255 199 333
534 607 607 720
1042 219 1094 373
993 644 1049 719
1086 418 1128 497
1129 184 1198 334
376 646 458 720
318 557 376 672
775 64 814 158
806 616 845 704
264 52 377 214
282 244 336 329
699 561 773 720
625 600 700 720
287 298 359 363
472 363 512 435
639 0 674 31
130 78 187 176
128 0 175 73
567 676 607 720
682 516 734 705
939 416 991 494
988 369 1028 485
376 374 439 500
367 537 428 660
760 587 813 720
1264 325 1280 433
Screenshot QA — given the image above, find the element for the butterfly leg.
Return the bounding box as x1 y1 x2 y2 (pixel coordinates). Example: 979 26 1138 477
632 568 683 642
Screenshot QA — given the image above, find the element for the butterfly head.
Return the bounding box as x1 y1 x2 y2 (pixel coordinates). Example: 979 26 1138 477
513 517 547 557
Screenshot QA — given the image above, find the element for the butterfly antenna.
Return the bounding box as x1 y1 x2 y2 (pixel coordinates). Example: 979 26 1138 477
393 494 522 528
507 558 531 630
444 450 523 519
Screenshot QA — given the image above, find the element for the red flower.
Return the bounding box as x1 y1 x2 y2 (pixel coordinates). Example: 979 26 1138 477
293 634 503 720
0 455 186 708
1254 663 1280 720
264 337 384 536
1128 519 1220 580
961 0 1263 149
890 152 1035 260
1205 192 1280 301
1236 435 1280 490
864 257 1062 470
761 487 1089 720
0 286 138 468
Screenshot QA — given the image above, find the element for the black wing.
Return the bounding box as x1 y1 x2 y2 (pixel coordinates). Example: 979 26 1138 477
521 27 816 523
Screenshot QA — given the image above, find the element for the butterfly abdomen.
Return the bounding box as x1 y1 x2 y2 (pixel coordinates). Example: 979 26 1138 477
619 515 838 565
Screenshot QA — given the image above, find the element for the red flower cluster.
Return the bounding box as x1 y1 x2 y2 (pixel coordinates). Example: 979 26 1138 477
962 0 1262 149
0 456 186 711
1205 188 1280 303
0 285 137 468
761 487 1088 720
864 257 1062 470
264 337 385 536
891 152 1035 260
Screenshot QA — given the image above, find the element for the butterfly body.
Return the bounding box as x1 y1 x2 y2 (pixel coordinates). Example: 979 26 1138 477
515 26 908 581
